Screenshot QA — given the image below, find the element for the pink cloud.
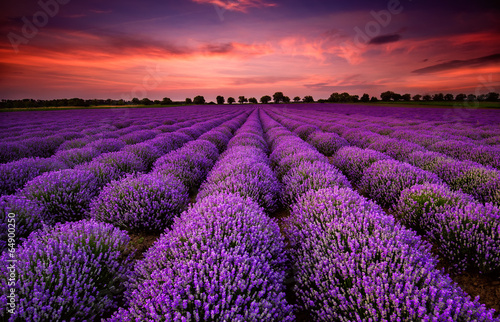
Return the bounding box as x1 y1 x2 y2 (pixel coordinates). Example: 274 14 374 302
191 0 276 12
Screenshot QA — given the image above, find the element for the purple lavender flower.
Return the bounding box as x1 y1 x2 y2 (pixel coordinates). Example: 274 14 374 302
122 142 162 171
0 220 133 321
368 137 426 161
393 183 474 232
284 187 497 321
227 132 269 152
360 159 442 207
54 146 101 167
293 124 320 140
114 192 293 321
0 142 28 163
86 138 126 153
0 195 44 251
0 157 67 195
306 131 349 156
120 129 158 144
281 160 351 207
21 169 101 224
429 202 500 274
56 137 92 151
198 158 281 213
90 173 189 233
90 151 146 175
198 129 231 153
331 146 392 185
434 159 500 204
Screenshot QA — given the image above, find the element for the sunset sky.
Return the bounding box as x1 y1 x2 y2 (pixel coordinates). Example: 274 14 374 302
1 0 499 101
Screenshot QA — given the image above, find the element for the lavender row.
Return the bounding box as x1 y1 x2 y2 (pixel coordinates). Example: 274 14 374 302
0 108 227 163
284 106 500 169
0 113 232 195
0 111 249 321
260 110 498 320
110 109 294 321
0 112 246 251
266 109 500 274
90 112 249 233
271 108 500 206
1 220 134 321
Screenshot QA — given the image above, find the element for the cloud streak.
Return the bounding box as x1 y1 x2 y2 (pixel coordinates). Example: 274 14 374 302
369 34 401 45
191 0 276 12
412 53 500 74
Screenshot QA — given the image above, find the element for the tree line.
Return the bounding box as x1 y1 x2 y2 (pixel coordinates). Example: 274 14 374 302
1 91 498 109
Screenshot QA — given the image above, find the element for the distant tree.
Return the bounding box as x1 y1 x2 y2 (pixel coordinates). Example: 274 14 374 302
317 99 328 103
467 94 477 101
412 94 422 101
238 96 248 104
360 93 370 102
193 96 205 104
432 93 444 101
227 97 235 105
153 100 161 105
422 95 432 101
132 97 140 105
380 91 395 101
370 96 379 102
162 97 173 104
208 101 216 105
478 94 488 101
329 92 340 102
351 95 359 102
486 92 499 101
216 96 225 104
185 98 193 104
248 97 258 104
141 98 152 105
117 99 125 105
402 94 411 101
283 96 291 103
260 95 272 104
293 96 301 103
392 93 402 102
455 93 466 101
339 92 351 102
273 92 285 103
303 96 314 103
444 93 454 101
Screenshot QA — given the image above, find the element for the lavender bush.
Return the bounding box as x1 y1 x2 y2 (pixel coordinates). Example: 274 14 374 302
0 220 133 321
113 193 293 321
281 160 351 206
0 195 44 251
331 146 391 185
306 131 349 156
393 183 473 232
21 169 101 224
429 202 500 274
0 157 67 195
90 173 189 233
360 159 442 207
54 146 100 167
284 187 496 321
93 150 145 172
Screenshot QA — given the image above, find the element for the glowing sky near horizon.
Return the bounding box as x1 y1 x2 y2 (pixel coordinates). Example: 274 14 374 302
0 0 499 101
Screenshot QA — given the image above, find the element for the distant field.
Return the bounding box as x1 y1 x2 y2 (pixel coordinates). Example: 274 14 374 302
2 100 499 113
1 104 498 320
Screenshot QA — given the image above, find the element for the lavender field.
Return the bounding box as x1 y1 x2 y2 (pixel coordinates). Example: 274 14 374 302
1 104 499 321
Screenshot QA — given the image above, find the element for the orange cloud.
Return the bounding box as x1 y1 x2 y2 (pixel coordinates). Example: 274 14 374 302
191 0 276 12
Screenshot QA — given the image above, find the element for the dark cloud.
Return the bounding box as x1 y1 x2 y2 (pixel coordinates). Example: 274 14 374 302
368 34 401 45
412 53 500 74
202 43 234 54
